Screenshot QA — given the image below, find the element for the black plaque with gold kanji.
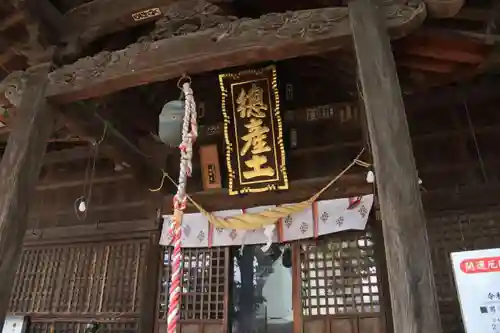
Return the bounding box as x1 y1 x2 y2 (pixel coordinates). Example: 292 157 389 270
219 65 288 195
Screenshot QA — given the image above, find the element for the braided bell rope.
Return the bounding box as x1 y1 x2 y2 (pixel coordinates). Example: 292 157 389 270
167 81 197 333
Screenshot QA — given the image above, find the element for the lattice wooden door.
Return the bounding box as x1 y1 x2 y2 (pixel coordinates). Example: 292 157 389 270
9 238 149 333
298 229 387 333
158 247 230 333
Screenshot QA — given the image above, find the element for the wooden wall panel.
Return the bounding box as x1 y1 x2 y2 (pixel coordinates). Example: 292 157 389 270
303 318 328 333
427 208 500 333
359 317 383 333
9 238 149 331
29 161 154 232
329 318 355 333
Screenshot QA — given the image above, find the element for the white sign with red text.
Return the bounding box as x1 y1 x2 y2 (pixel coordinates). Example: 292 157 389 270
451 248 500 333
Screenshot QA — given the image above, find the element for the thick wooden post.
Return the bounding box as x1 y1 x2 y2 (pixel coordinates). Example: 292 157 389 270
0 63 55 329
139 230 162 333
349 1 442 333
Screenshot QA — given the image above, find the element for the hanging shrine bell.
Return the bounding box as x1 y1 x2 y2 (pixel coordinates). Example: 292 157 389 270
158 99 185 147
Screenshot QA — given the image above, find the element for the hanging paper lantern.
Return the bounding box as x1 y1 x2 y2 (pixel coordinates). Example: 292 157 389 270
158 100 185 147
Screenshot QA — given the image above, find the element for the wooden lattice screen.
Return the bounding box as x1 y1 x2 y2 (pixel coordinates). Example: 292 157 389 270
28 320 138 333
299 229 386 333
427 209 500 333
300 231 380 316
9 239 148 332
158 247 228 323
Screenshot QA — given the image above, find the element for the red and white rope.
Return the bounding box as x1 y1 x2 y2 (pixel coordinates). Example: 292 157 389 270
167 81 197 333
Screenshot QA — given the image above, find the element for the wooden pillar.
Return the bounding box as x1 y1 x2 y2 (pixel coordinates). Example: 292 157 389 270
0 63 55 329
349 1 442 333
139 230 162 333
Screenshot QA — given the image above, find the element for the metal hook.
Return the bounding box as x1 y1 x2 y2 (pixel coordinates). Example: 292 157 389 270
177 74 192 90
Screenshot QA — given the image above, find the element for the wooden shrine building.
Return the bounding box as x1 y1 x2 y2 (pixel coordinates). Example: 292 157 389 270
1 0 500 333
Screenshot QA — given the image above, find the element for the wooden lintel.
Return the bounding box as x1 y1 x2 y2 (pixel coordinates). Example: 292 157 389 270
0 62 55 328
24 219 158 245
163 174 372 214
46 2 426 104
349 0 442 332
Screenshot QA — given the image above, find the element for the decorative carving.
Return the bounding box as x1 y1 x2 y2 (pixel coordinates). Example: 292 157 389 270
0 71 28 108
45 1 426 103
139 0 236 42
216 9 347 41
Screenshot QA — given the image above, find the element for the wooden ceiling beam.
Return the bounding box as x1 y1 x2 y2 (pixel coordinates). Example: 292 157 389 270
58 103 177 194
64 0 230 31
46 1 426 104
399 44 486 64
60 0 231 46
397 56 459 73
0 69 171 193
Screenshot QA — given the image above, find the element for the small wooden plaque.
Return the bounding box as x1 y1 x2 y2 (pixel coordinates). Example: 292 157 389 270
200 144 222 190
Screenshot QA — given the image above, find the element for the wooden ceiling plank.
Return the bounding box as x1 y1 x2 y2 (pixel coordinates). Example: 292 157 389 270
400 44 485 64
397 56 459 73
398 32 489 53
46 2 426 104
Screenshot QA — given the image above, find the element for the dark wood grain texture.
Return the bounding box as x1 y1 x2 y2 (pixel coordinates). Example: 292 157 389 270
162 174 371 214
0 62 55 329
349 0 442 332
60 104 177 194
139 231 162 333
46 2 426 104
61 0 230 43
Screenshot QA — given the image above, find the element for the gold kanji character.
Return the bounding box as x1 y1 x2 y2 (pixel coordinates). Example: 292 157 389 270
236 84 268 118
243 155 275 179
240 118 271 156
